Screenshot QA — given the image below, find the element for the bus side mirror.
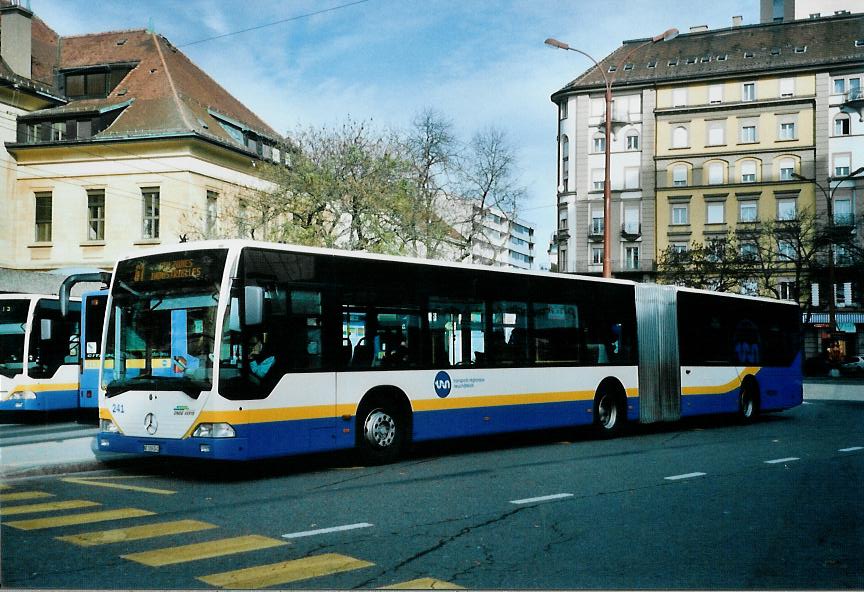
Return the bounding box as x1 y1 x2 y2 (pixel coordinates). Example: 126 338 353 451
40 319 53 340
244 286 264 326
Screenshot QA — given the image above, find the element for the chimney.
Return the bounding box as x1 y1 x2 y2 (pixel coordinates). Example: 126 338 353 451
0 1 33 79
732 15 743 27
690 25 709 32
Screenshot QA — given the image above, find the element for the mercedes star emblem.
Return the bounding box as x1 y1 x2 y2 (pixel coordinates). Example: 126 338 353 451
144 412 158 435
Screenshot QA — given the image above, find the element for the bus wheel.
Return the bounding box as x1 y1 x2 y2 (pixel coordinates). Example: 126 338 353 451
594 390 625 436
738 378 759 422
358 403 404 464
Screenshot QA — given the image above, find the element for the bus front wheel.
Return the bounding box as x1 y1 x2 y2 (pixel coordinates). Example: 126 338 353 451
357 402 405 464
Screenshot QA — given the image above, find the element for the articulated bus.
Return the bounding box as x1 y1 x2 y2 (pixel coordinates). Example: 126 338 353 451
0 295 81 412
79 289 110 411
96 240 802 463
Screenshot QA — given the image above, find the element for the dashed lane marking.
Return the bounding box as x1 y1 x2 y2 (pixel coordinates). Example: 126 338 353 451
664 472 707 481
1 500 100 516
4 508 154 530
0 491 54 502
839 446 863 452
383 577 464 589
57 519 218 547
122 534 286 567
764 457 800 464
282 522 373 539
509 493 573 505
197 553 374 589
61 477 175 495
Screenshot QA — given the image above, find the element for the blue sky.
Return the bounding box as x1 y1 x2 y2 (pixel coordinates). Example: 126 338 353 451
34 0 757 267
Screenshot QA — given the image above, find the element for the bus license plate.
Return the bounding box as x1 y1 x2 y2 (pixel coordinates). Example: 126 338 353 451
143 444 160 453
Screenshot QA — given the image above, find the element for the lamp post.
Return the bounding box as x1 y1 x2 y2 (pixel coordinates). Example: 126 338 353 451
792 166 864 352
546 28 678 278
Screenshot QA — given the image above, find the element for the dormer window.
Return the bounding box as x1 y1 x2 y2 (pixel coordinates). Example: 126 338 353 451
770 47 781 55
623 63 634 71
716 54 728 61
668 58 678 66
62 65 134 100
794 46 807 53
856 39 864 47
608 65 617 72
686 57 697 64
744 51 755 58
647 60 657 68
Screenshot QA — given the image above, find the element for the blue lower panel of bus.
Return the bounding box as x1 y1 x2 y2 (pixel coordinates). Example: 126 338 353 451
0 389 78 412
412 399 597 443
98 417 347 461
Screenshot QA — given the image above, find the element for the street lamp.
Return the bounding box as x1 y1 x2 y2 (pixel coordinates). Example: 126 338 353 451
792 166 864 346
546 28 679 278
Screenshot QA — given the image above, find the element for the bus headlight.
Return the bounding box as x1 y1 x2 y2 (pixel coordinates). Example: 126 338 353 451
192 423 235 438
9 390 36 400
100 419 120 433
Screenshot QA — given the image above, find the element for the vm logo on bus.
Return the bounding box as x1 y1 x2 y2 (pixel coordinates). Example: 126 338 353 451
434 371 451 398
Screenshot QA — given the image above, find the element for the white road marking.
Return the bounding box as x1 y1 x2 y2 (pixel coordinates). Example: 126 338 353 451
764 457 800 464
664 472 706 481
839 447 863 453
281 522 373 539
509 493 573 505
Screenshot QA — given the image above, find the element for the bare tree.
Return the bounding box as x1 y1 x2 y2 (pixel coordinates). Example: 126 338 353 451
403 109 458 258
453 126 526 262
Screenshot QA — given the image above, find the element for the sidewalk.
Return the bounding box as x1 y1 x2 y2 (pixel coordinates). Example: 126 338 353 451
1 380 862 479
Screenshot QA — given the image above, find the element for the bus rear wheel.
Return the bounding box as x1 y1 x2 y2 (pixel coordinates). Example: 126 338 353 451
594 390 625 437
357 403 405 464
738 379 759 423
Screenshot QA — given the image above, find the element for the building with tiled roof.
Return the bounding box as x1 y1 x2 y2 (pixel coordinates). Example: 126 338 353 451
550 10 864 360
0 0 284 275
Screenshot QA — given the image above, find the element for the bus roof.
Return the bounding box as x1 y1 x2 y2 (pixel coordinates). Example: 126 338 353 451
115 239 798 307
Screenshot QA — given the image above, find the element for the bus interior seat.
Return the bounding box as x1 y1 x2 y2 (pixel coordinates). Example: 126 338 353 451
341 339 353 367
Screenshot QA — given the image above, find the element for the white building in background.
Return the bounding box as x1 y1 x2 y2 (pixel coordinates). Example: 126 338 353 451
450 204 536 270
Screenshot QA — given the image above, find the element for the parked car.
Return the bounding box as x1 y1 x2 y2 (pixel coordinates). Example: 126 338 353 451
840 355 864 374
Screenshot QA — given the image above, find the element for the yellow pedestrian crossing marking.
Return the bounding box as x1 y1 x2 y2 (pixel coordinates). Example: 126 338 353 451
5 508 154 530
383 578 464 589
0 491 53 502
197 553 374 589
61 477 175 495
57 519 218 547
1 500 101 516
122 534 286 567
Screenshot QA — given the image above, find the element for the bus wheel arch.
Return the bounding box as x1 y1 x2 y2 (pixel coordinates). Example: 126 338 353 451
593 377 627 436
739 374 760 421
355 386 412 464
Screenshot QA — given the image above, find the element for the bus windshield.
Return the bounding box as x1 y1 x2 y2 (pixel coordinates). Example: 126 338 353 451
0 300 29 378
104 249 228 397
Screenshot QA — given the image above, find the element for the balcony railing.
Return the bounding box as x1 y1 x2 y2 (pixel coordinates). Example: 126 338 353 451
621 223 642 239
588 224 604 242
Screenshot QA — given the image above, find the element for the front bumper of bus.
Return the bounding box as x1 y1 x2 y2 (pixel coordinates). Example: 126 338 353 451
96 432 251 460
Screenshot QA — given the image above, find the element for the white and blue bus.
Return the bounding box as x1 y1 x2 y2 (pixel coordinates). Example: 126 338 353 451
79 289 110 412
96 241 802 462
0 295 81 412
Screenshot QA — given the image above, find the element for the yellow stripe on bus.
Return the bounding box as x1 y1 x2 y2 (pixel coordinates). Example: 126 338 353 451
682 367 761 396
197 553 374 589
4 508 154 530
1 500 101 516
57 519 217 547
8 383 77 395
122 534 286 567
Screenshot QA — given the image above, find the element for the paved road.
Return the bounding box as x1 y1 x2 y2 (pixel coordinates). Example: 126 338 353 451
1 399 862 589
